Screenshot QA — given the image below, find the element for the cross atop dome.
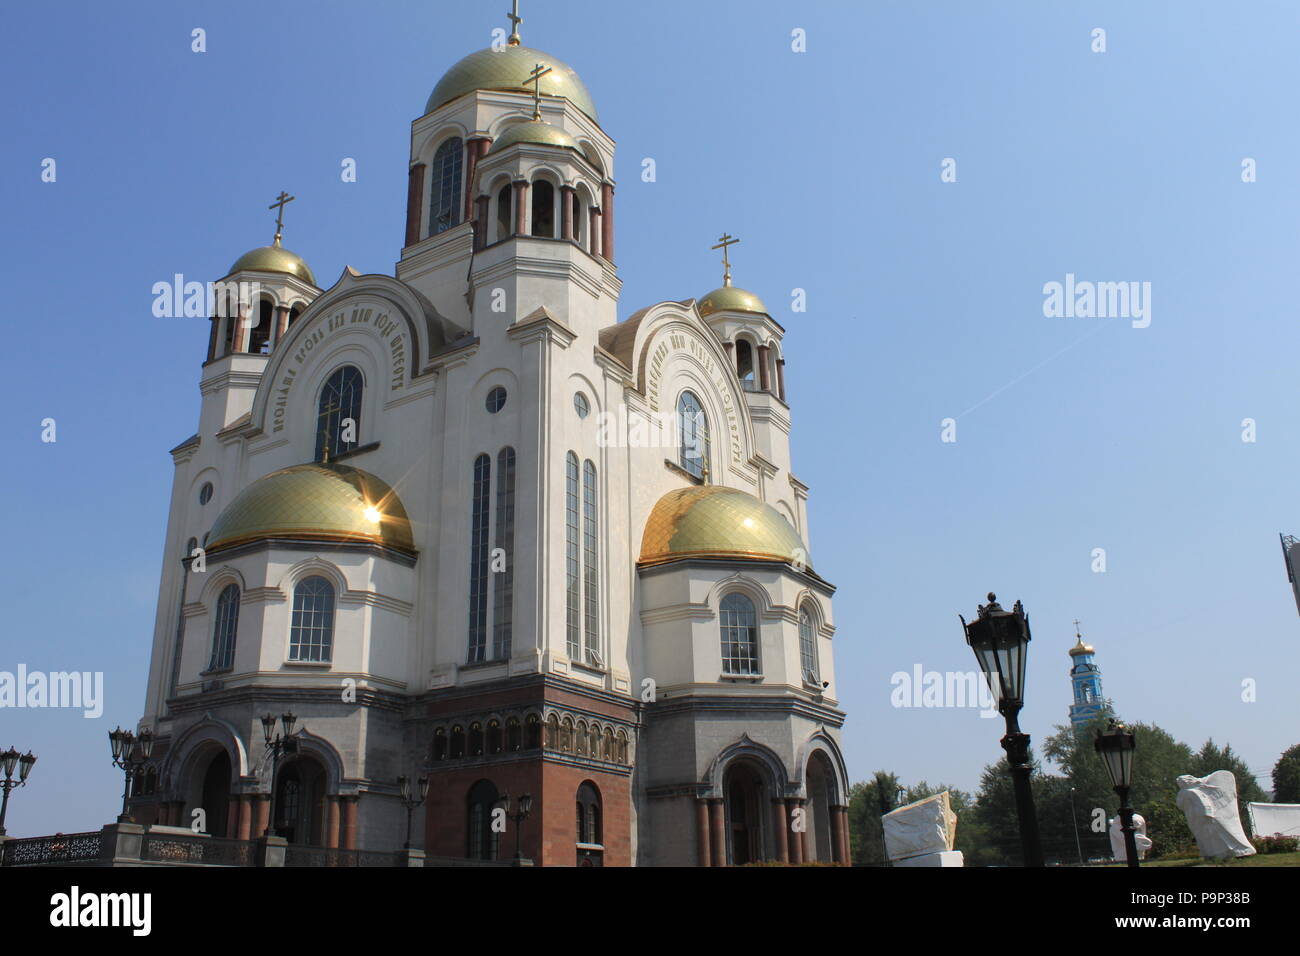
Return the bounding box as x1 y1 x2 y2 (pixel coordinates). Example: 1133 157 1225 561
506 0 523 47
268 190 295 246
711 233 740 288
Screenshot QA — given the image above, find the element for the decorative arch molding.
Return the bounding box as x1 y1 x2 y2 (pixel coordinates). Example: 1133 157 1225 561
273 556 348 596
163 716 251 797
706 571 776 618
275 730 348 795
792 586 829 633
197 566 247 604
704 734 789 799
413 122 470 162
793 730 850 804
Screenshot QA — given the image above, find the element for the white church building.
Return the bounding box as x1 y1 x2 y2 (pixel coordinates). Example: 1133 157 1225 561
134 12 850 866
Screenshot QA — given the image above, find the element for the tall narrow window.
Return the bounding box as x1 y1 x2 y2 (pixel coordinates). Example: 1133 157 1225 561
496 183 512 241
531 180 555 237
576 781 603 866
720 592 759 675
736 340 755 389
582 459 599 663
799 606 819 682
289 576 335 662
492 446 516 660
467 453 491 663
315 365 363 461
677 391 710 481
573 194 584 246
248 298 274 354
565 452 581 658
429 137 463 235
209 583 240 671
467 780 500 860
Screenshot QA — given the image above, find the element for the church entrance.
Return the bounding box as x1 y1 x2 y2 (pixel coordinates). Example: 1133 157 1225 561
724 761 766 866
199 749 232 838
274 756 327 845
806 751 836 862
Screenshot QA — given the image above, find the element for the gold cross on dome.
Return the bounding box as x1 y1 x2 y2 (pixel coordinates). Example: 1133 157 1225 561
711 233 740 286
525 62 552 120
506 1 523 46
1073 619 1082 638
268 191 295 245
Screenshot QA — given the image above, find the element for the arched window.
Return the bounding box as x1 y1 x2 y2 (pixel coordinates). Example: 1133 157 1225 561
546 713 560 750
525 714 541 750
799 606 819 682
315 365 363 461
467 453 491 662
496 182 513 241
677 391 710 481
575 721 588 756
469 722 484 756
582 459 599 663
616 730 628 765
466 780 500 860
736 339 755 389
576 781 602 865
429 137 464 235
492 446 516 660
531 180 555 237
248 298 274 354
572 192 585 246
565 452 581 658
289 575 335 662
487 720 502 754
432 729 447 761
450 726 466 759
209 583 240 671
720 592 759 675
561 717 574 754
505 717 521 752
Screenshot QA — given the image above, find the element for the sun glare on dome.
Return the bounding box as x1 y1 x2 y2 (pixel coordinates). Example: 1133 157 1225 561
363 504 382 523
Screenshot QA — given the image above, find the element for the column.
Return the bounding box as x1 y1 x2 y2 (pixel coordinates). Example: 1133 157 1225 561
708 798 726 867
341 795 358 850
325 796 341 849
588 206 601 257
405 162 427 247
776 358 787 402
226 797 239 839
474 195 490 250
237 795 252 841
757 345 771 391
695 799 711 867
230 311 246 355
271 305 289 350
206 316 220 362
252 794 270 837
771 799 789 863
786 799 803 864
723 341 734 363
463 137 491 223
512 180 528 237
600 181 615 263
829 804 846 864
560 184 575 241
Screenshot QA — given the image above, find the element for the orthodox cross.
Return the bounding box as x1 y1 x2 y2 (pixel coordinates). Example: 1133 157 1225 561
526 62 552 120
268 191 295 245
711 233 740 286
506 1 522 46
1073 619 1082 638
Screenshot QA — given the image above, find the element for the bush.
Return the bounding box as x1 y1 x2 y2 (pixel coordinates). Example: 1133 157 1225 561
1251 834 1299 854
1140 799 1196 859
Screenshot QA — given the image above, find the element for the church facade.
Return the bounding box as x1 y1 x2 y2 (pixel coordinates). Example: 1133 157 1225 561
134 17 849 867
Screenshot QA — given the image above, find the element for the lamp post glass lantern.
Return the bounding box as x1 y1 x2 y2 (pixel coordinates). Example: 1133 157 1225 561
961 592 1043 867
262 711 303 838
108 727 153 823
0 747 37 836
1094 719 1140 867
398 773 430 850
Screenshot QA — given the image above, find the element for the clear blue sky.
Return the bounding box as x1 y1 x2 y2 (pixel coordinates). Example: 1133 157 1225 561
2 0 1298 836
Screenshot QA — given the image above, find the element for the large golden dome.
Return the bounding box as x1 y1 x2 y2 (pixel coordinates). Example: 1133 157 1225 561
698 284 768 317
639 486 810 569
487 120 582 156
227 242 317 286
426 45 597 121
206 463 415 554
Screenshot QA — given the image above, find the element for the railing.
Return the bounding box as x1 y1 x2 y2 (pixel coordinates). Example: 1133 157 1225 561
423 855 514 867
283 845 402 867
140 831 254 867
2 830 105 867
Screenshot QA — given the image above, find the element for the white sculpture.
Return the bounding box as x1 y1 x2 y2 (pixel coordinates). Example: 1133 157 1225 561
883 791 963 867
1175 771 1256 859
1107 811 1152 861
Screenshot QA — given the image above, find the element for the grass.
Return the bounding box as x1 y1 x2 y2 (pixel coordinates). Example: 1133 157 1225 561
1109 851 1300 868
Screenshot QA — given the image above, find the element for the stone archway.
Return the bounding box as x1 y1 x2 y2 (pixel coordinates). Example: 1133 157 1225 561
723 760 770 866
198 748 232 838
274 754 328 846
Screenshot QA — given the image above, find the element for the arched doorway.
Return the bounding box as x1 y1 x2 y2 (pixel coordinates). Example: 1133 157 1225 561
274 756 327 845
806 751 837 862
199 749 232 838
723 761 767 866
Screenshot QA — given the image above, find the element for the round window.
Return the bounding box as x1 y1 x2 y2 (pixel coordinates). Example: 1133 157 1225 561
198 482 214 505
574 392 590 418
486 386 507 413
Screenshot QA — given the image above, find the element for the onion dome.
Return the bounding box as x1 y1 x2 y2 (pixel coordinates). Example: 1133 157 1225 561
639 486 809 569
206 463 414 554
487 119 582 156
1069 635 1095 657
227 240 317 286
426 45 597 121
698 284 768 317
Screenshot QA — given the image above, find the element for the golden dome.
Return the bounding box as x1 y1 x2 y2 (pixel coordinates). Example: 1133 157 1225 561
698 284 768 317
639 486 810 569
426 45 598 121
228 242 317 286
487 120 582 156
206 463 415 554
1069 637 1095 657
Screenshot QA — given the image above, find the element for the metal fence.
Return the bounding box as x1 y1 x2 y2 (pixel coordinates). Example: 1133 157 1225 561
2 830 106 867
141 831 255 867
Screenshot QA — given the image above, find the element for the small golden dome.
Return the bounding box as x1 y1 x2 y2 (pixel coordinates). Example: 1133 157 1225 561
698 284 768 317
639 486 809 569
206 463 415 554
1069 636 1095 656
227 243 317 286
487 120 581 156
426 45 597 121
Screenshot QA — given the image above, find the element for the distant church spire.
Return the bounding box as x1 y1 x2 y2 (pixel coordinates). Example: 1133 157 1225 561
1067 620 1107 728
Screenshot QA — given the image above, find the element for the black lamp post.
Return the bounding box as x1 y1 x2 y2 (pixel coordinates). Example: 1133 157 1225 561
261 712 302 838
398 773 430 850
1068 786 1084 865
961 592 1043 867
109 727 154 823
0 747 37 836
1094 719 1139 868
499 792 533 862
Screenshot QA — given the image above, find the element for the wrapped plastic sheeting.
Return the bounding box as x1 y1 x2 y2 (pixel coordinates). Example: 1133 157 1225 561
1107 812 1152 861
1245 802 1300 839
883 791 957 861
1174 771 1256 859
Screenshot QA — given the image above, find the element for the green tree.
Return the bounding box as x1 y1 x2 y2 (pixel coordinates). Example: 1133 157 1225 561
1273 744 1300 803
847 770 901 864
1190 739 1266 806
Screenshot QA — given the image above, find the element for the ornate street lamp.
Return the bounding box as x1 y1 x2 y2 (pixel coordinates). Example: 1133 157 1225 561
108 727 154 823
0 747 37 836
1094 718 1139 868
499 792 533 862
398 773 430 850
961 592 1043 867
261 712 303 838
